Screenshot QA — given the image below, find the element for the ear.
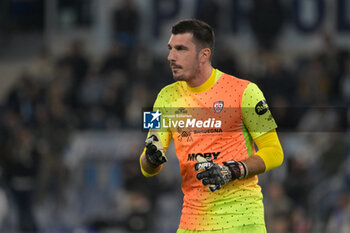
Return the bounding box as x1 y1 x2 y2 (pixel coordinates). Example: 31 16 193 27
199 48 211 63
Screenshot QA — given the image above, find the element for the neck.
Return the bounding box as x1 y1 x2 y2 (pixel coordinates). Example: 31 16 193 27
186 64 213 88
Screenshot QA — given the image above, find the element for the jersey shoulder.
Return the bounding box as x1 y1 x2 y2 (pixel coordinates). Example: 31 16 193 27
241 82 277 139
153 81 185 108
157 81 185 98
221 73 251 87
217 73 252 99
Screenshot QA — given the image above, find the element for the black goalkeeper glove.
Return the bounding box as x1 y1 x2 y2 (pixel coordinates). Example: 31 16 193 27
194 156 248 192
145 133 167 168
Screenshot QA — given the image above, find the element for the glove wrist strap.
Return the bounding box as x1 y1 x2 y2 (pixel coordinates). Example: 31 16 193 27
223 161 248 180
239 161 248 179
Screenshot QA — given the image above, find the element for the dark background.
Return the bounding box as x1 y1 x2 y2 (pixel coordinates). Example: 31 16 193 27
0 0 349 232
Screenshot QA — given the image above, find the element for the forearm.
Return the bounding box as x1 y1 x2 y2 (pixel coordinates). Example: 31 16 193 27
241 129 283 177
241 155 266 178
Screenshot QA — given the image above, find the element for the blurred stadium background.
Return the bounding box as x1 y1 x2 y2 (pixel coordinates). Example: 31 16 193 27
0 0 349 232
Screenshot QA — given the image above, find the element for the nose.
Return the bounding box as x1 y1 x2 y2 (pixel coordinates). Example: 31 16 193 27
168 48 175 62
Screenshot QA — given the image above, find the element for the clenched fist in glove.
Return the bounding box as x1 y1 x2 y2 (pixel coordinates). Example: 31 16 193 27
145 133 167 168
194 156 248 192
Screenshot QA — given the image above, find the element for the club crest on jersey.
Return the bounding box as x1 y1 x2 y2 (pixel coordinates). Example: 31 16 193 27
213 101 224 113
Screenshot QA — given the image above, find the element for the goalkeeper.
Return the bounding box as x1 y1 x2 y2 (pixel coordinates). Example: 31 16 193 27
140 19 283 233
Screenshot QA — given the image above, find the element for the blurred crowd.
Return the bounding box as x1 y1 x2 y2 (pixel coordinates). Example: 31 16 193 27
0 0 350 233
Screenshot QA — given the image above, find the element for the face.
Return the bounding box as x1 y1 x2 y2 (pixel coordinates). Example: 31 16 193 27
167 33 200 82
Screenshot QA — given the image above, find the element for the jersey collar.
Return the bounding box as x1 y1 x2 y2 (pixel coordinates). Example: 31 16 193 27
186 68 222 93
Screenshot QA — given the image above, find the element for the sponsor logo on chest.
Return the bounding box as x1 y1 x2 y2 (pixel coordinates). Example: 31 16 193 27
187 152 221 161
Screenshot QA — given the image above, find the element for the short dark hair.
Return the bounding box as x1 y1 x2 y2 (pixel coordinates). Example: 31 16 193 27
172 19 215 55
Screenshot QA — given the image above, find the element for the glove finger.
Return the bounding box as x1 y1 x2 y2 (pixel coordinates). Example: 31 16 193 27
209 185 221 192
151 135 159 141
196 170 211 180
149 150 161 161
194 162 213 171
196 155 208 163
145 136 154 146
159 156 167 163
155 151 167 163
145 134 159 147
154 150 162 158
146 144 158 154
202 177 220 186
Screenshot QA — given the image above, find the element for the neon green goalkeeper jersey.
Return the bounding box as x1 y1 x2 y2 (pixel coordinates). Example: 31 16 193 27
148 69 277 230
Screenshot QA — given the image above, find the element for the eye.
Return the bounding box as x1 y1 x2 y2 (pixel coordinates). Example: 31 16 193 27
175 45 188 51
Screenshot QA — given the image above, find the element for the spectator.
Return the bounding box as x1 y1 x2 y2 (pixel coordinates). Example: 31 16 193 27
34 104 69 206
296 58 332 105
195 0 220 30
100 42 130 75
30 48 55 87
78 67 105 107
132 44 154 81
58 40 90 108
101 72 127 128
339 55 350 103
284 157 312 206
255 52 294 102
5 72 44 127
125 83 152 128
213 45 238 77
290 206 312 233
250 0 285 50
2 126 39 233
317 33 342 100
325 191 350 233
265 181 293 232
112 0 139 49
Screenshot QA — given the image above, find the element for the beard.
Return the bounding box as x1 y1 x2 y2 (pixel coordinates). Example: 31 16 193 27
170 63 185 81
173 73 186 81
171 59 200 82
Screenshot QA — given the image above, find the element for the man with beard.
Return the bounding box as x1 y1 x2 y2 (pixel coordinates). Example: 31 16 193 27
140 19 283 233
